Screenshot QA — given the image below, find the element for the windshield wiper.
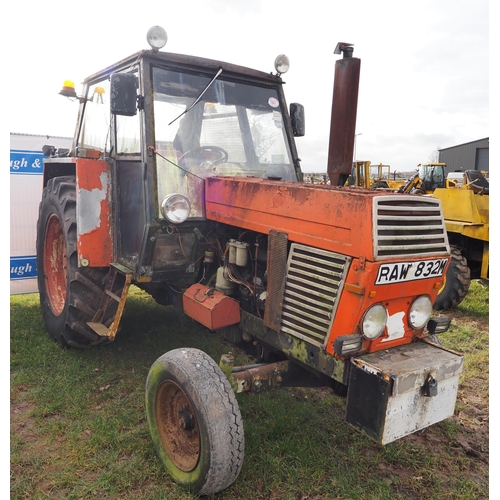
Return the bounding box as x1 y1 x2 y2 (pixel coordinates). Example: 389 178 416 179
168 67 223 126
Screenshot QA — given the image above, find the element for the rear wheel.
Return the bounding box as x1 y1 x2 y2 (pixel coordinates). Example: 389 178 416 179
371 181 389 190
433 246 471 310
146 348 244 495
36 176 114 347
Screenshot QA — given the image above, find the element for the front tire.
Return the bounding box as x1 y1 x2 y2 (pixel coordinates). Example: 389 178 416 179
36 176 113 348
433 246 471 310
146 348 244 495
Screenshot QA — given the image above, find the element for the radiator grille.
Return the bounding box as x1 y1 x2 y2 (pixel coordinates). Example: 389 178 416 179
280 244 351 348
373 196 450 260
263 230 288 332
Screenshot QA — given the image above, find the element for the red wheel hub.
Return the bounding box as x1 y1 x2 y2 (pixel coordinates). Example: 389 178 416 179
155 380 200 472
43 214 67 316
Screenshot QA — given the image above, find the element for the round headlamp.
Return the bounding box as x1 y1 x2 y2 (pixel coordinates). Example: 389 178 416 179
361 304 387 340
409 295 432 329
147 26 168 51
161 194 191 223
274 54 290 75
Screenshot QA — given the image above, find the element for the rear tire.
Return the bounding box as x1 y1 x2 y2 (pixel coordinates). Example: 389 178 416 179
36 176 114 348
146 348 244 495
371 181 389 190
433 246 471 310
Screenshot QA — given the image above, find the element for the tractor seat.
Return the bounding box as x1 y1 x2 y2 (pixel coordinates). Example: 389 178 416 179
465 170 489 195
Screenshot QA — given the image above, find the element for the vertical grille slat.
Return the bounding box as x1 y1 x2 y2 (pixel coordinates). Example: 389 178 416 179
280 244 350 348
263 230 289 332
373 196 450 260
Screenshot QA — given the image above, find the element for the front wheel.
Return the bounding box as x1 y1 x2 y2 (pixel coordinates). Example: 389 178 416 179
433 246 471 310
146 348 244 496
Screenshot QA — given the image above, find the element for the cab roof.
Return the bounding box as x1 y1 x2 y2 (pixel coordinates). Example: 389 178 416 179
83 49 284 86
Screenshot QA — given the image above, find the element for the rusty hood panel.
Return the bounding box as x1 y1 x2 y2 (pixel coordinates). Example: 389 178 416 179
205 177 382 259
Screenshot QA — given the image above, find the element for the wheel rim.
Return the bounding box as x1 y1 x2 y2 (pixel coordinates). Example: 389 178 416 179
155 380 200 472
437 275 446 295
43 214 67 316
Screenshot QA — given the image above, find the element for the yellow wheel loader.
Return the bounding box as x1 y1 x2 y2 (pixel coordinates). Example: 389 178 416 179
432 170 489 309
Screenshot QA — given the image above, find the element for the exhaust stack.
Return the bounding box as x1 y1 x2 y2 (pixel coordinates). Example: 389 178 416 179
327 43 361 186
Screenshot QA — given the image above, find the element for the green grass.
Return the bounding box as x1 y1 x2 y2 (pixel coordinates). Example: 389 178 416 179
437 281 489 389
10 283 488 499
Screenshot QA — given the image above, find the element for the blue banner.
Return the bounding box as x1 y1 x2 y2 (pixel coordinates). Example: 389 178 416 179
11 256 38 280
10 150 45 175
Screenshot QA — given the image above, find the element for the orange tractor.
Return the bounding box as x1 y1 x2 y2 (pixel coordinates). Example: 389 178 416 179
37 28 462 495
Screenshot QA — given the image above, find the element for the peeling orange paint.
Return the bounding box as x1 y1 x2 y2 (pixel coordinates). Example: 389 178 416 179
76 159 113 267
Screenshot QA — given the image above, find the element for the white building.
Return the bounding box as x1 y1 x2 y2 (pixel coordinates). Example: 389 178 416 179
10 133 72 294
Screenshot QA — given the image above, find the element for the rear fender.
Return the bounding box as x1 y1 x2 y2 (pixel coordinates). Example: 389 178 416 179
76 158 113 267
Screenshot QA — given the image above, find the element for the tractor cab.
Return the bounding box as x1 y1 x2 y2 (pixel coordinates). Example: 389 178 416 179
47 27 305 284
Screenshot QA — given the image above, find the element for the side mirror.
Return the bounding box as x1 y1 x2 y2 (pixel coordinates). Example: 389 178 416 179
110 73 138 116
290 103 305 137
42 145 56 157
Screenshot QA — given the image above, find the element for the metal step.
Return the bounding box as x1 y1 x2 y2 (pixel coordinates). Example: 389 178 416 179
87 322 111 337
86 264 132 340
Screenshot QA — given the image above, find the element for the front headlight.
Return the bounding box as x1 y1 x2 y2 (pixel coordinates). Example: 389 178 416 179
160 194 191 223
361 304 387 340
409 295 432 329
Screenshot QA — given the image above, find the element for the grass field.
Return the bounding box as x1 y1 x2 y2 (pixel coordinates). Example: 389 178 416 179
10 281 489 499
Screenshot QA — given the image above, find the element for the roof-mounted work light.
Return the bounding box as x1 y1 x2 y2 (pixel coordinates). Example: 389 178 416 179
274 54 290 76
147 26 168 52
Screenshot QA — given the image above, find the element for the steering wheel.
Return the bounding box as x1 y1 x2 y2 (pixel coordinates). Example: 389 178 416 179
179 146 228 169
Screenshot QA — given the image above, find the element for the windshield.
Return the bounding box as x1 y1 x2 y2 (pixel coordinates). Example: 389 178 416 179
419 165 445 190
153 67 297 219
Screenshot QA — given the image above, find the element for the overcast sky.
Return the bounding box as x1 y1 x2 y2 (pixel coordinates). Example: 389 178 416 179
7 0 490 173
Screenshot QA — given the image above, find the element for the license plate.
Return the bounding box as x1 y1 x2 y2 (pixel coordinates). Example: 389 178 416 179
375 258 448 285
